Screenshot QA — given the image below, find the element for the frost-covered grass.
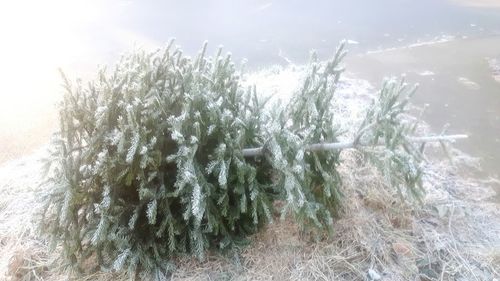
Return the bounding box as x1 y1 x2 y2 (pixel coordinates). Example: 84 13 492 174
1 65 499 281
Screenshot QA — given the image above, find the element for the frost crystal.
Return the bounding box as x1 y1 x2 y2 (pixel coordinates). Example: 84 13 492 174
41 40 427 279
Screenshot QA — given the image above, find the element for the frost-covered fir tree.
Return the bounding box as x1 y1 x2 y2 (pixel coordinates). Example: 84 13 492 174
39 40 465 280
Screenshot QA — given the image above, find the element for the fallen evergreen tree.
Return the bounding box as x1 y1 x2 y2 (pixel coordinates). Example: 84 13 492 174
39 40 466 280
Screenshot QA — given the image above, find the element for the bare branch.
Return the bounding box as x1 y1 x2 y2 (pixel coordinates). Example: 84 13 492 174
242 134 468 157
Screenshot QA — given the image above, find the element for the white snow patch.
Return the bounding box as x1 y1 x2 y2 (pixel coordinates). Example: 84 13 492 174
346 39 360 45
242 64 305 102
418 70 435 76
407 35 455 48
367 35 456 55
457 77 481 90
242 64 375 139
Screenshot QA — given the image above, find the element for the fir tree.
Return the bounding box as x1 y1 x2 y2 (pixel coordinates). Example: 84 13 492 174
39 40 465 279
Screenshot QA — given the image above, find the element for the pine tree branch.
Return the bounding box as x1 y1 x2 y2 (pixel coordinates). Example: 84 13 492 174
242 134 468 157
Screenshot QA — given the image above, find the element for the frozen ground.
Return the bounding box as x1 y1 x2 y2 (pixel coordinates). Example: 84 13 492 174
1 65 499 280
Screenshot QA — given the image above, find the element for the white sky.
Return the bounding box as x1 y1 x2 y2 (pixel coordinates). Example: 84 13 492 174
0 1 159 132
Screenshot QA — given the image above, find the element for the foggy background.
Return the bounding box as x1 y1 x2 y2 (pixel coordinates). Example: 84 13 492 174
0 0 499 180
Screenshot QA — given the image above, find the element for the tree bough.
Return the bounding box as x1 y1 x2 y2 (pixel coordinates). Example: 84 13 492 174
39 40 467 280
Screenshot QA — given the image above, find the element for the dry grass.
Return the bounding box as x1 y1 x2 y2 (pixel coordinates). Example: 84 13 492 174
0 72 498 280
1 146 498 281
